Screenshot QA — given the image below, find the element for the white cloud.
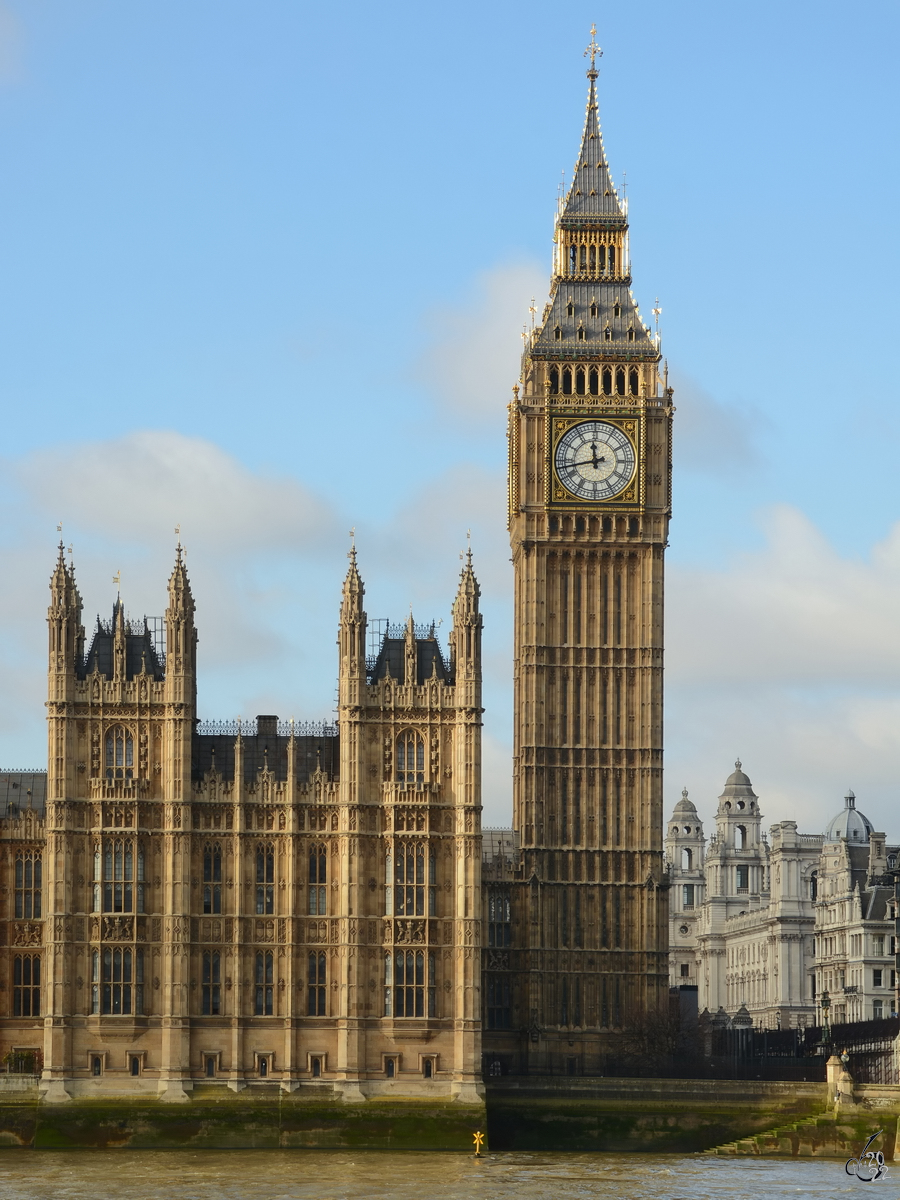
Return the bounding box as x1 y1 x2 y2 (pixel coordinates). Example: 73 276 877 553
417 261 547 425
669 370 762 478
0 3 23 86
669 505 900 685
19 430 338 551
667 505 900 838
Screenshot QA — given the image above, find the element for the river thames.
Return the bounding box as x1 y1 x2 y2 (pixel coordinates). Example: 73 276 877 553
0 1150 875 1199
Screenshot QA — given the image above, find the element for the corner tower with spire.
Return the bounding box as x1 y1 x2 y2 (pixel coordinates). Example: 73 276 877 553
497 31 675 1069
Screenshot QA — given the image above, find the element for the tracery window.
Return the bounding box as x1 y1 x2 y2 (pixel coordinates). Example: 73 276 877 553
92 947 142 1015
14 853 41 919
308 951 326 1016
13 955 40 1017
488 890 511 947
93 840 144 913
395 731 425 785
256 845 274 915
388 843 436 917
203 844 222 914
308 844 327 915
105 725 134 779
255 950 274 1015
384 950 435 1018
202 951 221 1015
486 975 511 1029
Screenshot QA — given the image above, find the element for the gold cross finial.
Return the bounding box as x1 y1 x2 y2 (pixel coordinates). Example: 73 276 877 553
584 24 602 73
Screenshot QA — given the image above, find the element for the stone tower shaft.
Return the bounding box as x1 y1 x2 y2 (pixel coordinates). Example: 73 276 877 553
502 50 674 1058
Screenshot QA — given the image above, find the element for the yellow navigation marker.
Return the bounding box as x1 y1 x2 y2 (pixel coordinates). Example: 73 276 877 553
472 1130 485 1155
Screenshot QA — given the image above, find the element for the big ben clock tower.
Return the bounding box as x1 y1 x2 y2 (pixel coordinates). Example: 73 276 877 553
490 31 673 1068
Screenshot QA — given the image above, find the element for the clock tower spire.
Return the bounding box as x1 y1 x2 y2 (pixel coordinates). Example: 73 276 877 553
497 38 674 1067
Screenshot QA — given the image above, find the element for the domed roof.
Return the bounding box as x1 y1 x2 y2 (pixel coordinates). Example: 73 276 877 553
824 790 873 844
722 759 754 793
672 787 698 815
717 759 758 814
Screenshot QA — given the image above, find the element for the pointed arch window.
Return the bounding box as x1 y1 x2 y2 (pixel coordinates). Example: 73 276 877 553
608 245 616 272
391 842 436 917
613 303 621 318
598 245 606 272
105 725 134 779
579 244 587 271
575 368 586 395
590 302 598 318
627 327 635 342
256 844 275 915
589 245 596 271
254 950 274 1015
576 326 585 342
15 852 41 919
202 951 221 1015
589 368 599 396
13 955 40 1017
602 368 612 396
385 950 435 1018
308 952 326 1016
568 245 577 274
566 300 574 317
94 839 144 913
549 366 559 395
203 843 222 914
615 368 626 395
562 367 573 396
396 731 425 785
629 369 639 396
309 843 327 915
92 947 142 1015
554 325 562 341
603 327 612 342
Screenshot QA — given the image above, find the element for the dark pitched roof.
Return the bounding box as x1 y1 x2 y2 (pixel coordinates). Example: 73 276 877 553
367 625 451 686
531 282 656 360
79 602 164 681
192 721 339 785
0 772 47 819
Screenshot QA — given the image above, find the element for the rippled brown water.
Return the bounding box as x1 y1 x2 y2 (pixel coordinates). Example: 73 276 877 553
0 1150 869 1200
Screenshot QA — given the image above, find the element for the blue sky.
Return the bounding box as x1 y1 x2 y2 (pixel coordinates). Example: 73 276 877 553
1 1 899 835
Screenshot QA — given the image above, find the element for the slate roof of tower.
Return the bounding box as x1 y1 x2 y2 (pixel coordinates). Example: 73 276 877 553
530 69 658 363
79 602 164 681
560 70 625 224
368 630 451 686
531 283 656 359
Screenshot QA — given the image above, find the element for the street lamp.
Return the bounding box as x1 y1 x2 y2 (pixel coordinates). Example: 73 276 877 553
820 989 831 1047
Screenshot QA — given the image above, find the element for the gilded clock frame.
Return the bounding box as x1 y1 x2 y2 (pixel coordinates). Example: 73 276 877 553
546 410 644 508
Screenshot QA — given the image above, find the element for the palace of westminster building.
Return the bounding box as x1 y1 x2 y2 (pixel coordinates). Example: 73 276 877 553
0 43 892 1101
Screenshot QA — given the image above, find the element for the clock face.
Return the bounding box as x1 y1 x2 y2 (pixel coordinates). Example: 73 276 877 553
554 421 636 501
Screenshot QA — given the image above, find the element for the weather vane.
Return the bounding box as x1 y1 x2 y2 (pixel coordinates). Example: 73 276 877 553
584 23 602 72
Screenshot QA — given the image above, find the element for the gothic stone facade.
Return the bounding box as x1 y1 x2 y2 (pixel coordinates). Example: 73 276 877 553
0 546 483 1101
482 59 673 1074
